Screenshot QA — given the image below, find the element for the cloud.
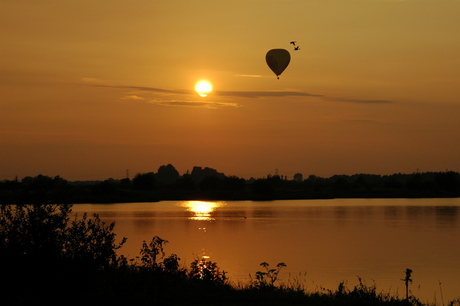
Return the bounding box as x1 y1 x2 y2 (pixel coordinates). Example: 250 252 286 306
215 90 323 98
85 80 394 106
120 95 144 100
88 81 323 99
95 83 321 98
92 84 193 95
326 97 393 104
148 99 240 109
81 77 103 83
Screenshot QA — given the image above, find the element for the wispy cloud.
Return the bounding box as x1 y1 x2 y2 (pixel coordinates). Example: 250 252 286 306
81 77 103 83
92 83 320 98
148 99 239 109
120 95 144 100
84 80 395 107
326 97 393 104
215 90 323 98
87 81 322 99
93 84 193 95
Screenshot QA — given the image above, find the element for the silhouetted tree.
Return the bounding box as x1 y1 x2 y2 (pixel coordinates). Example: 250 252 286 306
384 174 404 189
92 179 117 197
200 176 223 192
132 172 156 190
191 166 225 183
435 171 459 192
406 173 423 190
176 172 196 191
252 179 274 197
332 175 349 190
156 164 180 185
119 177 131 186
293 173 303 182
223 176 246 192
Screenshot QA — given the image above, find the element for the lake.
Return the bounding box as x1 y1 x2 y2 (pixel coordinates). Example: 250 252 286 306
71 198 460 303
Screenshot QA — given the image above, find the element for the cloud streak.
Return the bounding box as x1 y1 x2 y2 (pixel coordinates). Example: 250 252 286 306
148 99 239 109
86 80 395 107
94 83 322 99
120 95 145 100
215 90 323 98
326 97 393 104
93 84 193 95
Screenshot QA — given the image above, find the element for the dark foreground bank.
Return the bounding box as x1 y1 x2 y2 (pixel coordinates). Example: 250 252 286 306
3 257 458 306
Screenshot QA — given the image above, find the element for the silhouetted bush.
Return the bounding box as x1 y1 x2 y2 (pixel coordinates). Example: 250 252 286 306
1 205 126 266
132 172 156 190
0 204 127 304
63 212 127 269
189 258 227 285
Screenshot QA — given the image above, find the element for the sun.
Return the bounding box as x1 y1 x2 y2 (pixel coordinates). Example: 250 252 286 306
195 80 213 97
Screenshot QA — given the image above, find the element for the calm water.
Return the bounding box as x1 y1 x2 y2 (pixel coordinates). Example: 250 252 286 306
72 198 460 303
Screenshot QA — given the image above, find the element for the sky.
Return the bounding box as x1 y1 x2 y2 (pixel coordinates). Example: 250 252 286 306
1 0 460 181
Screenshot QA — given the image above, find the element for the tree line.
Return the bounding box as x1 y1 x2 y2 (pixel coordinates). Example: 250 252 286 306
1 164 459 203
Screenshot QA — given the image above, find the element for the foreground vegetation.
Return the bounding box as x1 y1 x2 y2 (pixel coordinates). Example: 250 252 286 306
1 204 459 306
1 164 459 203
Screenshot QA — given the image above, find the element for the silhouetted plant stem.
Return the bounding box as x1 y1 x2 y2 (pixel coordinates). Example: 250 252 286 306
402 268 413 301
439 280 444 306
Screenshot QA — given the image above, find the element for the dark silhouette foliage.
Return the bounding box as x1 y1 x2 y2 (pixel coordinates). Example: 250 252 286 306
0 203 127 305
189 258 227 285
64 212 127 268
132 172 156 190
0 204 126 269
252 262 287 289
156 164 180 185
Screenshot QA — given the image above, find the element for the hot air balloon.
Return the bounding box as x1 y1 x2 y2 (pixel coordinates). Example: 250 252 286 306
266 49 291 79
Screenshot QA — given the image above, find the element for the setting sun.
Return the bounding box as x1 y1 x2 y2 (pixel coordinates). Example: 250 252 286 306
195 80 213 97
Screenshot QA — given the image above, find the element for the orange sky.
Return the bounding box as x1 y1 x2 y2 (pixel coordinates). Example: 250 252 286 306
1 0 460 180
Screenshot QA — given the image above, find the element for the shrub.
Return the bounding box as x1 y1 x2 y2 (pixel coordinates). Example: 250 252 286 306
0 204 126 272
189 258 227 285
252 262 287 289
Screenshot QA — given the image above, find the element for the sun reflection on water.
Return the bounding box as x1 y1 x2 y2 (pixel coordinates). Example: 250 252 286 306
180 201 226 221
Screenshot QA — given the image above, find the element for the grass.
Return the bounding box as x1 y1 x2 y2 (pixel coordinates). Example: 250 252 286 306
4 261 458 306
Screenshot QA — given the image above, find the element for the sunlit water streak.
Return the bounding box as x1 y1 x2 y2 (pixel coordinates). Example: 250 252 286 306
72 198 460 303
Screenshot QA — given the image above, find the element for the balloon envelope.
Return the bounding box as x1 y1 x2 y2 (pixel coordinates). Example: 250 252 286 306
266 49 291 78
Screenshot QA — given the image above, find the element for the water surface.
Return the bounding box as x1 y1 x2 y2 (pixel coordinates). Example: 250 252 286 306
72 198 460 303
